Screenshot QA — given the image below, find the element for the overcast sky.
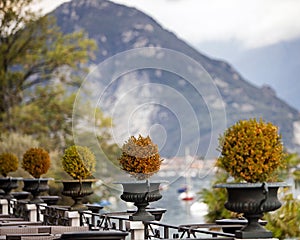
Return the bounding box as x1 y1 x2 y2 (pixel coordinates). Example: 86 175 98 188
41 0 300 50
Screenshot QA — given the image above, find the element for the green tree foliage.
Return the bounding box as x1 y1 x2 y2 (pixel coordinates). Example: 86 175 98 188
0 0 96 143
3 84 76 148
0 132 39 159
266 193 300 239
200 170 233 222
76 108 122 178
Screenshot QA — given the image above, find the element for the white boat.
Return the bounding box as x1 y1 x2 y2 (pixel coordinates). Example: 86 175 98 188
178 148 196 201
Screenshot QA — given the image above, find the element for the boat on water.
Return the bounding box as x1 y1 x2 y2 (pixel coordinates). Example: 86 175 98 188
177 148 196 201
179 189 195 201
177 185 188 194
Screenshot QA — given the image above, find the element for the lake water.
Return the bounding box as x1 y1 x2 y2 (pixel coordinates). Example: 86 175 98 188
151 175 211 225
110 173 300 227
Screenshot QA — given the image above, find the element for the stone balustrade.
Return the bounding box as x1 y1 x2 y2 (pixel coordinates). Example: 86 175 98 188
0 194 278 240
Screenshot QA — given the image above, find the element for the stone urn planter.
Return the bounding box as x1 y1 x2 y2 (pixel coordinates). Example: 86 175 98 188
23 178 52 203
0 152 20 199
61 145 97 210
215 182 287 238
118 181 164 221
214 119 287 238
0 177 21 199
61 179 96 210
21 147 51 203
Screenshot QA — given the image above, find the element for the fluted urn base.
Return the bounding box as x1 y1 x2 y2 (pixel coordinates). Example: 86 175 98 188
61 179 96 210
215 182 287 239
119 181 163 221
23 178 51 203
0 177 20 199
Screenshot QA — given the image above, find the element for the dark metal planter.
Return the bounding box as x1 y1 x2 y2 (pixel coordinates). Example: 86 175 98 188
214 182 287 239
117 181 165 221
61 179 96 210
23 178 52 203
0 177 21 199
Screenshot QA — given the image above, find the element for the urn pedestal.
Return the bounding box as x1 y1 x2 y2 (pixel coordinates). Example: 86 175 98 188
0 177 21 199
23 178 51 203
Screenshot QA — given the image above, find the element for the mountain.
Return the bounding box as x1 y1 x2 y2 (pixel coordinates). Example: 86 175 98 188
231 39 300 110
52 0 300 157
196 38 300 111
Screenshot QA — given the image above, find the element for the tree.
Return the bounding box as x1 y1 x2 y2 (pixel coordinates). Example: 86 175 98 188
1 83 76 149
265 193 300 239
0 0 96 130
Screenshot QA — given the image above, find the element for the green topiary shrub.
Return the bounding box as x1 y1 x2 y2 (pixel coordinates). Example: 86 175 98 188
119 135 162 180
217 118 285 183
62 145 96 180
22 147 51 178
0 152 19 177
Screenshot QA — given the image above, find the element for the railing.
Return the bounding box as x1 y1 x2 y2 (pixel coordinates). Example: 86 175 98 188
80 211 130 231
12 200 30 221
80 210 237 239
42 205 72 226
144 221 235 239
5 199 243 240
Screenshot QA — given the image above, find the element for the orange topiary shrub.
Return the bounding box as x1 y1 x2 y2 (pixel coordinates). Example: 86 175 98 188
22 147 50 178
217 118 285 183
119 135 162 180
0 152 18 177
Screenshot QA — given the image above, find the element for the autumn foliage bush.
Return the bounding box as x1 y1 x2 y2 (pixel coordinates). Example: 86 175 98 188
22 147 50 178
0 152 19 177
217 118 285 183
119 135 162 180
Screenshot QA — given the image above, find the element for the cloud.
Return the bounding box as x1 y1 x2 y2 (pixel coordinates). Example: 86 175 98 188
37 0 300 50
112 0 300 49
32 0 71 14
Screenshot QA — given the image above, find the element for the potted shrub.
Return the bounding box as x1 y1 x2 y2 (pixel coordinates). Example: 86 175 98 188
0 152 21 199
22 147 51 203
61 145 96 210
117 135 164 221
214 118 287 238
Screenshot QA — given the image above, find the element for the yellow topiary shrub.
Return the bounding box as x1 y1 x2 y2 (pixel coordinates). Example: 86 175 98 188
22 147 51 178
119 135 162 180
0 152 19 177
217 118 285 183
62 145 96 180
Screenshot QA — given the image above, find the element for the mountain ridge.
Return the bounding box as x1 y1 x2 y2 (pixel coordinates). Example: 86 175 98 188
52 0 300 157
